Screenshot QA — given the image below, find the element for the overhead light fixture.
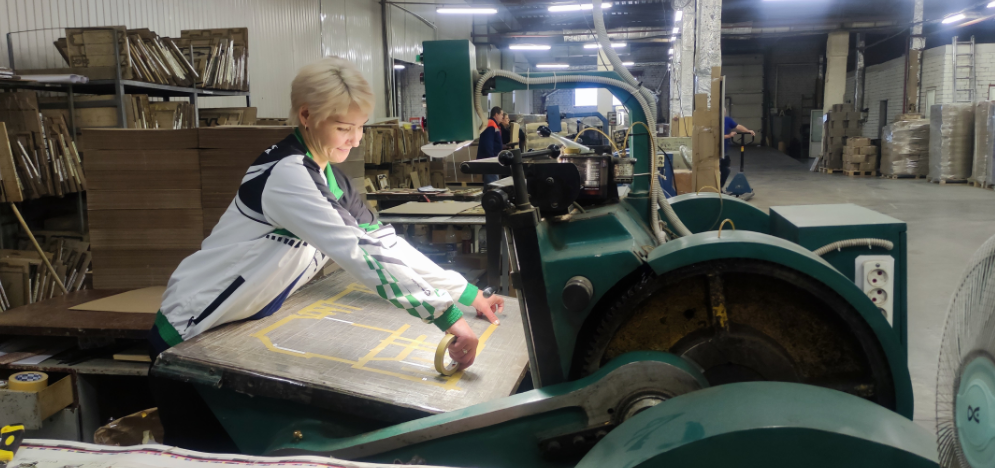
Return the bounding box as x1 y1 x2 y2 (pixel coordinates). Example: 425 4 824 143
989 1 994 7
394 64 405 70
668 48 674 54
548 3 612 12
675 10 683 21
672 27 679 34
536 63 570 69
941 13 966 23
671 35 677 42
621 62 634 66
437 7 497 14
583 42 627 49
510 44 551 50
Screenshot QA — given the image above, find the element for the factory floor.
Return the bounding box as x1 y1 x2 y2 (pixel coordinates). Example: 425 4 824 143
736 145 995 432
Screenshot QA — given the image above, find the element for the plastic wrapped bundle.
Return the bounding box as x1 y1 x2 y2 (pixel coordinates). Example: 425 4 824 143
881 118 930 176
929 103 975 181
975 101 995 187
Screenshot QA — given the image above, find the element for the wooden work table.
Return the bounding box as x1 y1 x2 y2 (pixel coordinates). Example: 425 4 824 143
0 289 154 339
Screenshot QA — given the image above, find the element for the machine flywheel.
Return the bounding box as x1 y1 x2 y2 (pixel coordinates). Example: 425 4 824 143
576 259 897 410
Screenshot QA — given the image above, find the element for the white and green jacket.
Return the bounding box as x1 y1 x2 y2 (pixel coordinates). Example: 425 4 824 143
150 129 477 354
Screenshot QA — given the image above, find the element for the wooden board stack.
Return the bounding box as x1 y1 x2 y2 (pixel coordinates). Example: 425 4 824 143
150 102 195 129
842 137 879 175
199 107 258 127
0 92 87 201
81 129 202 289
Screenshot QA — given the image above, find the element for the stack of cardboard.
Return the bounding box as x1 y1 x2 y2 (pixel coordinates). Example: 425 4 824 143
0 239 90 309
150 102 195 129
58 27 197 86
881 116 930 178
0 92 87 200
842 137 878 174
822 104 863 170
176 28 249 91
691 67 723 192
40 94 156 129
198 127 294 236
364 126 399 164
81 129 202 289
976 101 995 187
199 107 258 127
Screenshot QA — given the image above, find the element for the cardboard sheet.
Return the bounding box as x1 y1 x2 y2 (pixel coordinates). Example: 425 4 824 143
69 286 166 314
379 201 481 216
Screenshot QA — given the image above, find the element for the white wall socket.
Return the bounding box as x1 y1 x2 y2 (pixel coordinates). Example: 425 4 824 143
855 255 895 326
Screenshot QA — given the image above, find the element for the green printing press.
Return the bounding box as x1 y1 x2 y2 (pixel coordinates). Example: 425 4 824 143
152 39 939 467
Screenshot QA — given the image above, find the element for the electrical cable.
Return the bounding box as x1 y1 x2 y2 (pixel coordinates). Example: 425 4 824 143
812 238 895 257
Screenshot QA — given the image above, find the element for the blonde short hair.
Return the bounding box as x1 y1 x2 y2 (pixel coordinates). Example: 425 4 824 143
289 57 375 127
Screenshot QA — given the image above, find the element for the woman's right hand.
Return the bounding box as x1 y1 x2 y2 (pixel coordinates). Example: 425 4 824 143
446 318 479 370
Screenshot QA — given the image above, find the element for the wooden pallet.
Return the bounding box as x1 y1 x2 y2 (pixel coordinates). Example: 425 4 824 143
969 180 993 189
880 174 926 180
928 178 968 185
819 167 840 174
844 170 877 177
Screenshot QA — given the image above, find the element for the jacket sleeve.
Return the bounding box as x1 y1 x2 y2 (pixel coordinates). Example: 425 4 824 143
261 158 464 331
333 167 477 304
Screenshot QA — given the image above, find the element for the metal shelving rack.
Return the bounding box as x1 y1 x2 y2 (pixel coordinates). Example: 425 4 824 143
4 28 251 134
2 27 251 236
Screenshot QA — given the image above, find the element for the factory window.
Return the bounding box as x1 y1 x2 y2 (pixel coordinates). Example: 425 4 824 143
575 88 597 107
575 88 623 107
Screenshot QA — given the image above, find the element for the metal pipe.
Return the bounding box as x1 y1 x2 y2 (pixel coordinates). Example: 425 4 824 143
853 33 865 112
381 0 395 117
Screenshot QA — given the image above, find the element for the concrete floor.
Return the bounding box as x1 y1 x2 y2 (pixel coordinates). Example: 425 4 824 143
733 146 995 432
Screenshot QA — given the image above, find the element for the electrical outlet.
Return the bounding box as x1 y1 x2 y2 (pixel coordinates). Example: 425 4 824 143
855 256 895 326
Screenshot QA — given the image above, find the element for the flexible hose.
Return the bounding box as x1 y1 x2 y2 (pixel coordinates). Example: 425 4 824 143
813 238 894 257
657 190 692 237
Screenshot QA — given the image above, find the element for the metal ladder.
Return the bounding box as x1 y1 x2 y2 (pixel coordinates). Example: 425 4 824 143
952 36 975 103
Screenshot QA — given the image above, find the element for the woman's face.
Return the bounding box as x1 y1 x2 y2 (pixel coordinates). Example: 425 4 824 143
302 103 369 164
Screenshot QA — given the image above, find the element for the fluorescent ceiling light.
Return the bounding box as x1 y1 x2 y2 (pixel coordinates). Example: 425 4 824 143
675 10 683 21
621 62 634 66
583 42 627 49
536 63 570 69
941 13 966 23
989 1 995 7
437 8 497 14
671 35 677 42
393 64 405 70
672 27 679 33
548 3 612 12
668 48 674 54
510 44 551 50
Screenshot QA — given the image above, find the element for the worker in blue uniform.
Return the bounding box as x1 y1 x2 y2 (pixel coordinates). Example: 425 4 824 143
477 106 504 185
722 113 756 189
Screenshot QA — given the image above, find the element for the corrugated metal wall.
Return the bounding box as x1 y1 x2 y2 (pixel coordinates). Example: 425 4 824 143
0 0 322 117
0 0 471 119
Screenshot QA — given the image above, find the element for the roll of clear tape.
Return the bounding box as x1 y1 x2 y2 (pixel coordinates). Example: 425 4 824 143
435 334 459 376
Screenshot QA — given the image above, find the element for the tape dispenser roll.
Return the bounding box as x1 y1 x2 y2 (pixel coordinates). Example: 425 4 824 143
7 371 48 392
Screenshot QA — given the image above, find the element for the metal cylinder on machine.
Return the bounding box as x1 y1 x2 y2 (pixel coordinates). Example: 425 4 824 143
563 276 594 313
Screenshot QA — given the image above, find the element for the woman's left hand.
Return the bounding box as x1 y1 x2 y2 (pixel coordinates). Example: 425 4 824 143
471 291 504 325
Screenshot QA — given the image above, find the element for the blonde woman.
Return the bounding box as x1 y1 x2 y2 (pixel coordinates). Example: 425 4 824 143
149 57 503 451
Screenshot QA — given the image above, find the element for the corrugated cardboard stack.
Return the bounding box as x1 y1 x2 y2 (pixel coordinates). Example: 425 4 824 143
842 137 878 173
0 91 87 200
972 101 994 187
822 103 862 170
691 66 723 192
881 115 930 177
928 103 975 183
198 127 294 237
81 129 203 289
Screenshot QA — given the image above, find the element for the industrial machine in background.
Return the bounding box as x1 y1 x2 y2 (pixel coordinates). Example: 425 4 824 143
143 3 940 465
